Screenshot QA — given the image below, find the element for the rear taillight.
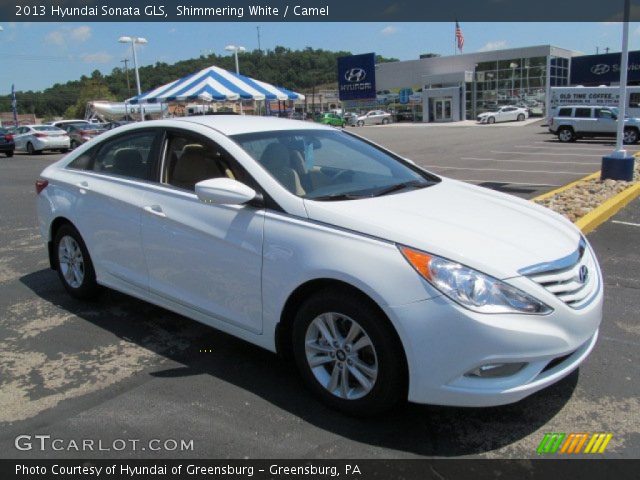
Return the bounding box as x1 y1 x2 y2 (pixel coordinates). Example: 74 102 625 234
35 179 48 195
4 134 13 141
79 130 91 136
34 133 47 138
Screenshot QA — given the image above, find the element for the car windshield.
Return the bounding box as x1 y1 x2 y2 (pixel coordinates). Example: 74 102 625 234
231 129 439 201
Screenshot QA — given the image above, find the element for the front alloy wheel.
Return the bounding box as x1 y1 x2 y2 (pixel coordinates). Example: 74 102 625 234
292 290 407 415
623 128 639 144
304 312 378 400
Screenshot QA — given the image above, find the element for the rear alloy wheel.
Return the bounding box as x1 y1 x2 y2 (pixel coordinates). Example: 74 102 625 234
26 142 35 155
292 290 406 415
357 120 364 127
54 224 100 299
557 127 575 143
517 114 525 121
623 128 639 144
382 118 390 125
70 140 79 150
488 117 496 124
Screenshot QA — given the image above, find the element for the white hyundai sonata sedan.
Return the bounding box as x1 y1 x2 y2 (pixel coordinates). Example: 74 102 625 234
36 116 602 415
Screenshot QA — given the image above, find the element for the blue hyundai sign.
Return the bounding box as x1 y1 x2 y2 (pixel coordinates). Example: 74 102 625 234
338 53 376 101
571 51 640 85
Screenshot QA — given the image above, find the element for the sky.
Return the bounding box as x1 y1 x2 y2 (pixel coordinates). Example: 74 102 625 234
1 21 640 95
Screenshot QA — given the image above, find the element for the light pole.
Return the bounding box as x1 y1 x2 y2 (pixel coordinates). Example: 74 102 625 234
602 0 635 180
225 44 246 114
509 62 518 101
119 36 148 120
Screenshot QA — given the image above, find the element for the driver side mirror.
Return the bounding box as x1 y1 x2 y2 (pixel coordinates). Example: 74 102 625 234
195 178 257 206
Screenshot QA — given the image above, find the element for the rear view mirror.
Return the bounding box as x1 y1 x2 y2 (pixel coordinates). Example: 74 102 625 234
195 178 256 205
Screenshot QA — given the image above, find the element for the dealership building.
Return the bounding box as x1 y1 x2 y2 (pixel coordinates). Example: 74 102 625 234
373 45 577 122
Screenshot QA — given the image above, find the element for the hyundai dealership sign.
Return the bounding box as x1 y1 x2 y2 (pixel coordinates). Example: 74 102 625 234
338 53 376 100
571 50 640 85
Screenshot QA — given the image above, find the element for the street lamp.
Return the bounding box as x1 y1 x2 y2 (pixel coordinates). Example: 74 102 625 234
225 44 246 114
509 62 518 100
119 36 148 120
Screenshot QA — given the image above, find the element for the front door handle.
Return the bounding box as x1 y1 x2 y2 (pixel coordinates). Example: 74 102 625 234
143 205 167 218
76 181 90 193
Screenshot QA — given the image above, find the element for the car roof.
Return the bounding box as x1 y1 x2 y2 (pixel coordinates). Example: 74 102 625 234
166 115 334 136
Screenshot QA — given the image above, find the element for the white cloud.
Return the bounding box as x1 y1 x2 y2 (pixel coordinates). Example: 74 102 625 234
380 25 398 36
478 40 508 52
168 27 177 34
81 52 113 64
70 26 91 42
601 22 621 26
45 30 66 46
45 25 91 47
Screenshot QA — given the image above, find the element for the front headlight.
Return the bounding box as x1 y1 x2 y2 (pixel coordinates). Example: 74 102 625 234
399 246 552 315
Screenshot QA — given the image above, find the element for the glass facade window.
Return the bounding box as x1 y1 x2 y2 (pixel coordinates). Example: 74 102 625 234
472 54 569 119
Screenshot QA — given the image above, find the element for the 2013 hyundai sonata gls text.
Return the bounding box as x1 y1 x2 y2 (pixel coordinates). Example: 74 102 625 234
36 116 602 415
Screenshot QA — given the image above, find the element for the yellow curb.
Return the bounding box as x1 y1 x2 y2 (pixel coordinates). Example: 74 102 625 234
532 171 601 202
575 181 640 234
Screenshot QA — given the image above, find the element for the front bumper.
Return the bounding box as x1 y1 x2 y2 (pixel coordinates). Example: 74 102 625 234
384 274 603 407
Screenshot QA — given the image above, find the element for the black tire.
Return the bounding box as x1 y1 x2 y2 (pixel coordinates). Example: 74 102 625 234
59 149 70 153
557 127 575 143
53 223 100 299
26 142 35 155
623 127 639 144
357 120 364 127
292 289 407 416
5 150 13 158
70 140 79 150
488 116 495 124
517 113 525 121
382 118 390 125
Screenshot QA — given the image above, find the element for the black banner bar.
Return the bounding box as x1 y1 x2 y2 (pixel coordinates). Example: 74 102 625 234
2 0 640 22
2 459 640 480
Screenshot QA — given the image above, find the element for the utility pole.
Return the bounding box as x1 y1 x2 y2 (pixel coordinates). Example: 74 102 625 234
605 47 610 54
256 26 262 52
121 58 131 97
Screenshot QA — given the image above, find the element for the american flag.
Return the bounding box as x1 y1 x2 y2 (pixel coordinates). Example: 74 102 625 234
455 21 464 52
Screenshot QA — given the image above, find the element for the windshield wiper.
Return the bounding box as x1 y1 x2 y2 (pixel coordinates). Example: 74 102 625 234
308 192 366 201
371 180 431 197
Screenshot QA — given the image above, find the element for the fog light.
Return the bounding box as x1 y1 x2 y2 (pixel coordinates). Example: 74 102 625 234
465 362 527 378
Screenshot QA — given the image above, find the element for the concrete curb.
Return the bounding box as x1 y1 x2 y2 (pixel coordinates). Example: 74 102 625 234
575 181 640 234
532 154 639 234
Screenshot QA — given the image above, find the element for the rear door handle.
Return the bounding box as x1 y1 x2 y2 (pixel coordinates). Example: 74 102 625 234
143 205 167 218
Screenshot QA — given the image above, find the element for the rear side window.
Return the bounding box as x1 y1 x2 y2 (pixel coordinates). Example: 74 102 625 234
90 132 159 181
558 108 572 117
574 108 592 118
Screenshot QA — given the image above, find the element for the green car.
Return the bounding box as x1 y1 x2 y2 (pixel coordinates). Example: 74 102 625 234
317 112 346 127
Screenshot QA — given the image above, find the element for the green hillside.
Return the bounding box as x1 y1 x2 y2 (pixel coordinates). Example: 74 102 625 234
1 47 398 119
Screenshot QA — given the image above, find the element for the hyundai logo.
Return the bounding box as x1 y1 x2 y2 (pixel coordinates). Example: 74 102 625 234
591 64 611 75
578 265 589 284
344 68 366 83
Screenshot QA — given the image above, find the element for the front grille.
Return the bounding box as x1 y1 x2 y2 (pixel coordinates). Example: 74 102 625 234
523 241 598 309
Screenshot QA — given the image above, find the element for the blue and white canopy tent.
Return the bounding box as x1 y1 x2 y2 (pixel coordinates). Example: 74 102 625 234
126 65 304 111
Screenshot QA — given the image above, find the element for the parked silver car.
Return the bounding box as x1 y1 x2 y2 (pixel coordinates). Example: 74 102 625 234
13 125 70 154
356 110 392 126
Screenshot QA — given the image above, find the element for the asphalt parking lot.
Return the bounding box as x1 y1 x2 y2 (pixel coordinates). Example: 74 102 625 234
0 125 638 459
356 120 640 198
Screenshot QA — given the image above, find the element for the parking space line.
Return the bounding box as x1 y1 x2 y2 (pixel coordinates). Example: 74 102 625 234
515 144 628 152
459 179 562 186
611 220 640 227
424 165 593 175
461 157 600 166
491 150 603 157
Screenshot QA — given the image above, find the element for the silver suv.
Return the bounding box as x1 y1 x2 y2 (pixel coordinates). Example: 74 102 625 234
549 105 640 144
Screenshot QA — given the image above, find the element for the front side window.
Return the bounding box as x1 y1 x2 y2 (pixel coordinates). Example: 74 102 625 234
232 129 439 200
92 132 158 180
558 108 572 117
162 132 241 191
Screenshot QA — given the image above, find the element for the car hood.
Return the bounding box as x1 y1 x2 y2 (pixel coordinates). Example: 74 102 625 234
303 178 581 279
478 111 498 116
